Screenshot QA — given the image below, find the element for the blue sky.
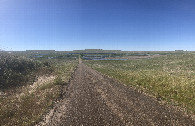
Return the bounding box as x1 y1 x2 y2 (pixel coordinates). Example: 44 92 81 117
0 0 195 51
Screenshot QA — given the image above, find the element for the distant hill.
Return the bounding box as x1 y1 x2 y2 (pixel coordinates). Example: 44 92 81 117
25 49 122 54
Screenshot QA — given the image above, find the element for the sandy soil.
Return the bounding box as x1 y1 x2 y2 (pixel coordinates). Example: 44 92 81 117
38 62 195 126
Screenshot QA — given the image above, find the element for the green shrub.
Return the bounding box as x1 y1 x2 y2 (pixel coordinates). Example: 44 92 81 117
0 53 40 89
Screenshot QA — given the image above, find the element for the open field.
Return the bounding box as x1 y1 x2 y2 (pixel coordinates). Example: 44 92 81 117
85 53 195 114
1 51 195 125
39 57 195 125
0 52 78 126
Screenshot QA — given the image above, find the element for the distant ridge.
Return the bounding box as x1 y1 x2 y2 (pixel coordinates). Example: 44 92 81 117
26 50 55 52
12 49 188 54
25 49 122 54
73 49 121 53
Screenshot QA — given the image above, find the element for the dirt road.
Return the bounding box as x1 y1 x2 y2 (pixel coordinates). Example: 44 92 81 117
39 62 195 126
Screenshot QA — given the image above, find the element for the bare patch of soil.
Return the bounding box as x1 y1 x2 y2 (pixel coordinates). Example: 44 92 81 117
29 75 55 93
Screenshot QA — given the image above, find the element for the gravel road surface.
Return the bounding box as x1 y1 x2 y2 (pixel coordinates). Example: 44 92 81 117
38 62 195 126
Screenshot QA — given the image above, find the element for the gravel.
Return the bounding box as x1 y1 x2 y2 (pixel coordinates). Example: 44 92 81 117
38 62 195 126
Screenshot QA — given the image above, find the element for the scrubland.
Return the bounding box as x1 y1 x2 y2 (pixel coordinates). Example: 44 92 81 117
0 52 78 126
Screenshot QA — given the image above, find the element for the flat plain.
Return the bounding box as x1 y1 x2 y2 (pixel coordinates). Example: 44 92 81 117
1 51 195 125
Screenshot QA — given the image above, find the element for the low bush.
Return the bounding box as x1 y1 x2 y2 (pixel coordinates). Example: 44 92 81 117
0 53 40 89
0 53 55 90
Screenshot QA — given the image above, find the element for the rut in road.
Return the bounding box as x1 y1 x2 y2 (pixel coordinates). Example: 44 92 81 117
39 62 195 126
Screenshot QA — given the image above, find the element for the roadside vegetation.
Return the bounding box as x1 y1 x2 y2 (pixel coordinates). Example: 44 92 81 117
0 52 78 126
85 53 195 114
0 53 41 90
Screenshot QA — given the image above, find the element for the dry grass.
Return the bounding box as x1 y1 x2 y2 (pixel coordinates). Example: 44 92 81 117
0 76 58 125
0 59 78 126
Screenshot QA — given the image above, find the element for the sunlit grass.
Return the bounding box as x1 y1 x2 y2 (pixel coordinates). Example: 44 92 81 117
86 54 195 114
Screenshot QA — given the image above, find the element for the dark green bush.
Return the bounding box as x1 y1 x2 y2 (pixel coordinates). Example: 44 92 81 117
0 53 41 89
